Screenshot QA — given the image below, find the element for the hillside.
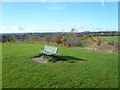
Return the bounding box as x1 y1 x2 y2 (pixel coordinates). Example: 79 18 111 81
82 37 119 54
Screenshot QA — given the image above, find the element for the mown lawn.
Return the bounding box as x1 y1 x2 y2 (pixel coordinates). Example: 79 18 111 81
2 43 118 88
97 36 119 42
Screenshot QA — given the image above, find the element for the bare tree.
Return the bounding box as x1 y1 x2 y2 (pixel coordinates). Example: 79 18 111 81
66 28 80 47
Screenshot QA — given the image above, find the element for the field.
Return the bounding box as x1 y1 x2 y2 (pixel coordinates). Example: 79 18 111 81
97 36 119 42
2 43 118 88
0 44 2 89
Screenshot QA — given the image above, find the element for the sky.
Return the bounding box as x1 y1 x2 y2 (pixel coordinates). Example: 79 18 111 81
1 1 118 33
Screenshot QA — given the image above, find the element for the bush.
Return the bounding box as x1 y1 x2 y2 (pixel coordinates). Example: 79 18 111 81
41 54 57 63
96 39 102 45
108 41 114 45
66 32 80 47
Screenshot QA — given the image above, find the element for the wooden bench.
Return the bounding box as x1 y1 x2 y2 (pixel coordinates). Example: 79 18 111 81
39 46 58 55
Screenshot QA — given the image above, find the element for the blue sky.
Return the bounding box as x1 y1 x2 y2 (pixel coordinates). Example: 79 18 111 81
1 2 118 33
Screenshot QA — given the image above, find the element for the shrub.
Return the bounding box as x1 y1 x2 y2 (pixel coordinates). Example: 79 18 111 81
44 35 51 44
96 40 102 45
66 32 80 47
108 41 114 45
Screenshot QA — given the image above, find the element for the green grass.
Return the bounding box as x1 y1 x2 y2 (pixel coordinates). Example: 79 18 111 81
97 36 119 42
0 43 2 89
2 43 118 88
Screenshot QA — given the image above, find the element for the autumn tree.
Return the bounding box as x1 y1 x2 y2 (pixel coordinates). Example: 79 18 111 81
60 36 66 46
55 35 62 45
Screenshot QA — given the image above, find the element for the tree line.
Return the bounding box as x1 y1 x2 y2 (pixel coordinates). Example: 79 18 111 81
2 29 80 47
1 29 120 47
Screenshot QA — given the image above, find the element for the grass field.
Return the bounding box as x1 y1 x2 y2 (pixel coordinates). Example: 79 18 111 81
97 36 119 42
0 44 2 89
2 43 118 88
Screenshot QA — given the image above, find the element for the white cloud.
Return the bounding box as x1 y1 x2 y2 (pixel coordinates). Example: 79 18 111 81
69 23 76 26
13 25 23 31
1 25 24 33
67 24 117 32
37 27 64 32
37 27 51 32
1 24 117 33
95 28 117 32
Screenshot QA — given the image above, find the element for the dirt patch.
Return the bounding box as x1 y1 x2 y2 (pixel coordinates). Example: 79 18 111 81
32 57 47 63
83 37 120 54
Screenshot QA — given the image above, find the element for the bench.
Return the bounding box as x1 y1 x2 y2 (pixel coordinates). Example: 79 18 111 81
39 46 58 55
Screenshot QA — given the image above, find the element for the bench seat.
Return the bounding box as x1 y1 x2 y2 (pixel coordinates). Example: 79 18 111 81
40 51 54 55
39 46 58 55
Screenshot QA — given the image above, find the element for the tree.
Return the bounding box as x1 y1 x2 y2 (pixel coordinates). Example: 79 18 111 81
9 35 17 42
44 35 51 44
66 28 80 47
30 35 38 42
25 34 39 43
2 35 10 42
55 35 62 44
60 36 66 46
51 34 57 44
71 28 78 33
25 34 31 42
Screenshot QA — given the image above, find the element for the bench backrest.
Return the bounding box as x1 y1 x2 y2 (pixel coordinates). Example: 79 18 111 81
44 46 58 54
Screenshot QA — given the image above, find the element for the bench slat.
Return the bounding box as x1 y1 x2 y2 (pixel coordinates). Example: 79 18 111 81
40 46 58 55
40 51 53 55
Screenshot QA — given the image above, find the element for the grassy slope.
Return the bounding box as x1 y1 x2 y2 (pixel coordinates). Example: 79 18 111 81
2 43 118 88
97 36 119 42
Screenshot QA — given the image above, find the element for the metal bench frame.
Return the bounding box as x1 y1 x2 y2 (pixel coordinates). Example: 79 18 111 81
39 46 58 55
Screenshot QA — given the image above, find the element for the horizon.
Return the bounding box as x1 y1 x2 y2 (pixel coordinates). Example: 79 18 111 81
1 2 118 33
1 30 119 34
